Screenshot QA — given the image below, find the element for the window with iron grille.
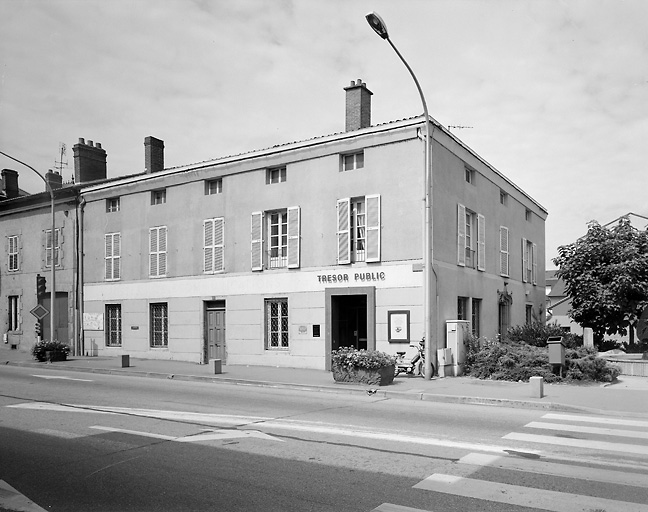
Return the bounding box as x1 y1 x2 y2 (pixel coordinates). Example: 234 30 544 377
105 304 122 347
265 298 288 350
150 302 168 347
8 295 20 332
8 235 19 272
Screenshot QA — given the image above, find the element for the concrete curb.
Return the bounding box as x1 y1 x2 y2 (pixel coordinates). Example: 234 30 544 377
6 359 631 417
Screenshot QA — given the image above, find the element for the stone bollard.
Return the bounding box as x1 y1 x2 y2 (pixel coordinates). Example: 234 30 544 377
584 328 594 349
530 376 544 398
213 359 222 374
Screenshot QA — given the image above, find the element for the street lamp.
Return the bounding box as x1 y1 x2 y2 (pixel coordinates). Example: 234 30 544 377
366 12 436 379
0 151 57 344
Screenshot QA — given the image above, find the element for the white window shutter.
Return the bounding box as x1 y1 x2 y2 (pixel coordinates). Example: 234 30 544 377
365 194 381 262
149 228 158 277
522 237 528 282
477 213 485 271
337 198 351 265
159 227 167 276
532 243 537 285
214 218 224 272
457 204 466 266
105 234 113 280
113 233 121 280
287 206 300 269
204 219 214 273
251 212 263 271
500 226 509 277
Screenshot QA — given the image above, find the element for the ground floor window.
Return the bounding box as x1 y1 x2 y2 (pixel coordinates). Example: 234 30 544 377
105 304 122 346
150 302 168 347
265 298 288 349
8 295 19 331
457 297 468 320
525 304 533 325
471 298 481 337
498 301 510 336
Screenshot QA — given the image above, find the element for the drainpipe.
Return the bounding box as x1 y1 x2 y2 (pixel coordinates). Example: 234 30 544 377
77 197 86 356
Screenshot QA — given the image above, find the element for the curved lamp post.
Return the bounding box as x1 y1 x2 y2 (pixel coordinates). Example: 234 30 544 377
0 151 57 343
365 12 436 379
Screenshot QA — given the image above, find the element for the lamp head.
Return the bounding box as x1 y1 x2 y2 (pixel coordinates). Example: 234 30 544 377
365 12 389 39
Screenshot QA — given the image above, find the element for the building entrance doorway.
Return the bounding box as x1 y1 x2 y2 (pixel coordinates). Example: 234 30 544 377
325 287 375 370
332 295 367 351
204 300 226 364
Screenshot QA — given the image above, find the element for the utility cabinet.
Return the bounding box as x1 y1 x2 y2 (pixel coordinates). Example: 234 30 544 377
446 320 470 376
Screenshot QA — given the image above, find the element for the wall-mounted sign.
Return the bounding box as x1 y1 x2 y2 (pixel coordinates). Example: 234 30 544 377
317 271 386 284
388 310 410 343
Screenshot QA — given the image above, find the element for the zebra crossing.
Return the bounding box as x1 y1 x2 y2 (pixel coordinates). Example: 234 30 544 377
372 412 648 512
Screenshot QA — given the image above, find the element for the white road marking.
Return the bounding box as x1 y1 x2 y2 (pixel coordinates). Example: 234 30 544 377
8 403 110 413
542 413 648 428
0 480 48 512
458 452 648 487
7 402 522 453
89 425 283 442
525 421 648 440
32 375 93 382
414 473 648 512
33 428 84 439
372 504 431 512
503 432 648 455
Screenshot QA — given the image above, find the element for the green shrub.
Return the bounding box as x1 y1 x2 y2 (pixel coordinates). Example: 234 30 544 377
504 322 582 348
32 340 70 362
464 336 619 383
331 347 396 370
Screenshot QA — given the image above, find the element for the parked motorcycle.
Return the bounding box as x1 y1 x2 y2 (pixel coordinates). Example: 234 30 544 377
394 338 430 377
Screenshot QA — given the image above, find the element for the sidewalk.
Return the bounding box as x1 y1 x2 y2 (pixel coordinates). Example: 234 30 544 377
3 348 648 417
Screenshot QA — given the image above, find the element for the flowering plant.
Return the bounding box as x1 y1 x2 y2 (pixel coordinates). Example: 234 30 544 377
32 340 70 362
331 347 396 370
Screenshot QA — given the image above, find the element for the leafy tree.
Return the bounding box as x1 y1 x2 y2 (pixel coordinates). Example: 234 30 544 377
553 217 648 344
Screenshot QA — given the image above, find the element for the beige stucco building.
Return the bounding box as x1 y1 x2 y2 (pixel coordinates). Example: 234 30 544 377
79 81 547 370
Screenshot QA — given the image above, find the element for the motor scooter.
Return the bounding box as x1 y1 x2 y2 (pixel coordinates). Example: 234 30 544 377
394 338 426 377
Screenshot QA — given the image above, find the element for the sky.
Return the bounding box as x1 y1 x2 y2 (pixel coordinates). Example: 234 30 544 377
1 0 646 267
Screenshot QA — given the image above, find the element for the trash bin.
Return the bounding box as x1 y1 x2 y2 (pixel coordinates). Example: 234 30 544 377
547 336 565 366
121 354 130 368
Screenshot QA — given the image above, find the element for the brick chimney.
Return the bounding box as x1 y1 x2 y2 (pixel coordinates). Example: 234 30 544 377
344 79 373 131
144 136 164 173
1 169 19 199
45 170 63 190
73 138 107 183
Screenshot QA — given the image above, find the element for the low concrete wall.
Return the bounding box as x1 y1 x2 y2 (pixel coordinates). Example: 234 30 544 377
605 358 648 377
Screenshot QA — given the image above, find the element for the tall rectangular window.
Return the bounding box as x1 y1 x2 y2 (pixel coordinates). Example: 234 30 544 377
457 204 485 271
8 295 19 332
457 297 468 320
150 303 168 347
499 226 510 277
45 228 61 268
471 299 481 337
526 304 533 325
337 195 380 264
8 235 19 272
265 298 288 350
251 207 300 271
105 233 121 281
204 218 224 273
498 301 510 336
105 304 122 347
149 226 167 277
465 167 475 184
106 198 120 212
522 238 537 285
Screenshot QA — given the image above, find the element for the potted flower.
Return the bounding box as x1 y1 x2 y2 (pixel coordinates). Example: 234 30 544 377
331 347 396 386
32 340 70 362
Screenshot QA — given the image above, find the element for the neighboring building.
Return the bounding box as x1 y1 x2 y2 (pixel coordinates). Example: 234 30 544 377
80 80 547 369
0 139 108 354
547 212 648 340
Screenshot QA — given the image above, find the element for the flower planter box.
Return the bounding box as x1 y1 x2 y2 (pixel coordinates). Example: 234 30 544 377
332 364 395 386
